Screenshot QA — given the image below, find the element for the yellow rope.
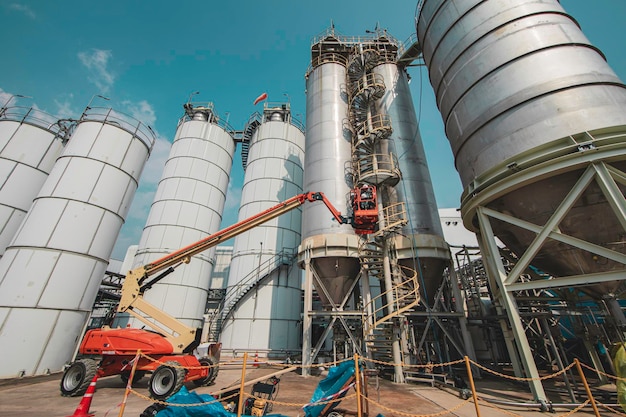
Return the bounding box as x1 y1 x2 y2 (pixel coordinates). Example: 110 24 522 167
596 400 626 416
361 356 465 368
477 396 590 417
363 393 472 417
469 359 576 381
578 360 626 382
128 388 239 407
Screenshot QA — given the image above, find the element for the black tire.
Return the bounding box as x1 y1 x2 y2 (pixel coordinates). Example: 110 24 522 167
192 356 219 387
140 403 167 417
120 370 146 385
60 358 98 397
148 360 186 400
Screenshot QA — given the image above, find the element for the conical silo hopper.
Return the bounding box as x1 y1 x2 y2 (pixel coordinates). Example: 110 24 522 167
417 0 626 298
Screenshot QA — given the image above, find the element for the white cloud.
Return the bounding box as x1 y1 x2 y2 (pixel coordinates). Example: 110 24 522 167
53 97 76 119
122 99 156 126
78 49 115 93
224 179 242 214
6 3 36 19
141 135 171 188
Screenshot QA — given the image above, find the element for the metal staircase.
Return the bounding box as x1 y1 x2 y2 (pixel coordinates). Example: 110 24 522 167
346 37 421 382
241 113 261 171
205 251 295 340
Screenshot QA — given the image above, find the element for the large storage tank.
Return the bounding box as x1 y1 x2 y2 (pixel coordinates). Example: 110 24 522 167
417 0 626 298
220 103 305 355
373 52 449 305
0 106 66 257
132 103 235 329
300 36 362 308
0 107 154 377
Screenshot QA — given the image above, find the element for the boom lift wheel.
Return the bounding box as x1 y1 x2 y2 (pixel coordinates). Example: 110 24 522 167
60 358 98 397
148 360 186 400
193 356 219 387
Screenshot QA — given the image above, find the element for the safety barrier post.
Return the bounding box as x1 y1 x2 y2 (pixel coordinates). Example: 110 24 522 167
574 358 600 417
118 350 141 417
237 352 248 417
464 356 482 417
354 354 362 417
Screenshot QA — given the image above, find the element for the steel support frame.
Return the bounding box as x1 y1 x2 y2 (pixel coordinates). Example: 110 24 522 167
301 255 365 376
472 160 626 405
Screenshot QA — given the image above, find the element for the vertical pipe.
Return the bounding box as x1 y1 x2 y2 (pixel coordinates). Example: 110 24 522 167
302 256 313 377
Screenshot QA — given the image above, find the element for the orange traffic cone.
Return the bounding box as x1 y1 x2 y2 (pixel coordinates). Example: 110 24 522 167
66 374 98 417
253 351 260 368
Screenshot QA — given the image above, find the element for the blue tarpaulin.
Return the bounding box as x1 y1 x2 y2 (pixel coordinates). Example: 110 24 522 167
155 386 288 417
303 361 356 417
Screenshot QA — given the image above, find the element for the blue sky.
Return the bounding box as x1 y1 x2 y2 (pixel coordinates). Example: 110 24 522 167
2 1 625 260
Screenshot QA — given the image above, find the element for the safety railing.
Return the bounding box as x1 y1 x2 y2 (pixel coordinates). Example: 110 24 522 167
362 265 419 336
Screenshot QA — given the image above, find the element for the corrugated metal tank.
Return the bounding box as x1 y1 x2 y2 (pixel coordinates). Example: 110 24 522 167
0 107 153 377
301 47 362 307
417 0 626 296
373 61 449 304
220 105 305 354
0 107 66 257
132 103 234 328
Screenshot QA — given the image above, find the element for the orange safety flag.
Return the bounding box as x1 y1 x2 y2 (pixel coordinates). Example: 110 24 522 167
253 92 268 105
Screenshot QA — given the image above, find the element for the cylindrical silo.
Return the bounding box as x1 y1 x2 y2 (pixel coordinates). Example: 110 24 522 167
0 106 67 257
132 103 235 329
300 39 362 308
220 103 305 355
373 59 449 305
417 0 626 297
0 107 154 377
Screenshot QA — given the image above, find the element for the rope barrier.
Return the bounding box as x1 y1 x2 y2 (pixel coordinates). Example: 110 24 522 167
363 392 473 417
120 354 623 417
469 359 576 381
477 396 590 417
362 356 465 368
128 387 240 407
596 401 626 417
579 360 626 382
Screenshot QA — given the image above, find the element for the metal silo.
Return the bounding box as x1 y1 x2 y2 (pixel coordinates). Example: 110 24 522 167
301 32 361 306
373 54 449 305
0 107 153 378
0 106 67 257
417 0 626 297
417 0 626 400
220 103 305 356
132 102 235 329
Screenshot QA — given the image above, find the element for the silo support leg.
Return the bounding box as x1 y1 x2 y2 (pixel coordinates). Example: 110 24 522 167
476 207 548 405
302 258 313 377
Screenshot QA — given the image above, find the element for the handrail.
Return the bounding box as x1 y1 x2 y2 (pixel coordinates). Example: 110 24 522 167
354 114 392 141
80 107 156 151
0 105 63 133
349 73 386 100
363 264 420 335
311 27 402 50
210 249 297 327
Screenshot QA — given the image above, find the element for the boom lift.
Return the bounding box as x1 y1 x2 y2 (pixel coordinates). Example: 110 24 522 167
60 189 378 399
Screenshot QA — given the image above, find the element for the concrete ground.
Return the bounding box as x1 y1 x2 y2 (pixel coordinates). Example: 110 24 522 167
0 361 622 417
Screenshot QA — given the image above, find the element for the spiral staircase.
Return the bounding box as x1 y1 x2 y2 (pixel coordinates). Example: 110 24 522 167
346 43 420 381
